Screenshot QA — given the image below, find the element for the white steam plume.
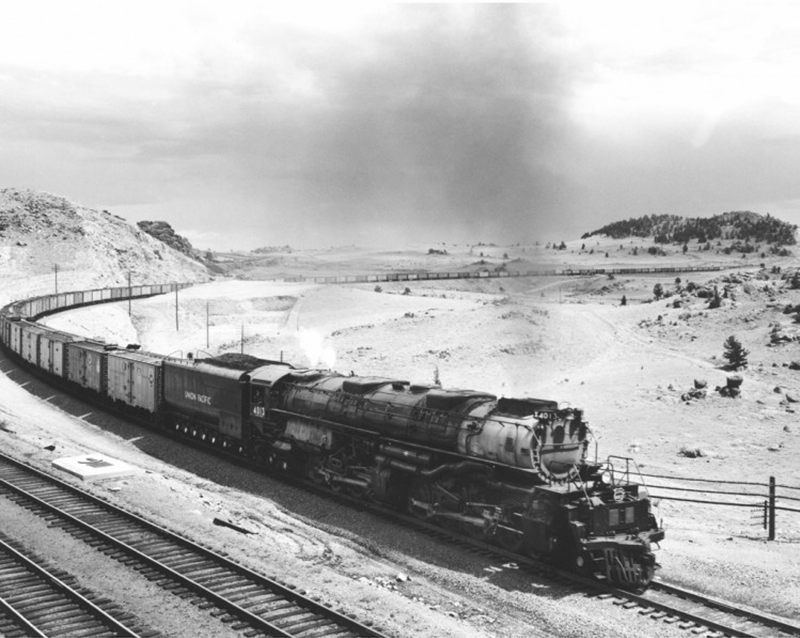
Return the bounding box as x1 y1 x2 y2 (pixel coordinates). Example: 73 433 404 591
297 328 336 368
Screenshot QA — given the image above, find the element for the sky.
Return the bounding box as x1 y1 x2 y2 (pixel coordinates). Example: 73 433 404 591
2 1 800 250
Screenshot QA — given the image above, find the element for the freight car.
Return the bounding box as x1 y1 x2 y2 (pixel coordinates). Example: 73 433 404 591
0 283 664 590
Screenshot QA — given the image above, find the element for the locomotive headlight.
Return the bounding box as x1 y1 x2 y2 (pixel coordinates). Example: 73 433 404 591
600 470 613 485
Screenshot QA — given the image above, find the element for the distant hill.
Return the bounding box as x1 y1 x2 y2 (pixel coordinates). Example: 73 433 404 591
0 188 210 285
582 212 797 246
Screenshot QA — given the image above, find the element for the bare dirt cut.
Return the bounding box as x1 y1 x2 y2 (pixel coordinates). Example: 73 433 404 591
2 240 799 637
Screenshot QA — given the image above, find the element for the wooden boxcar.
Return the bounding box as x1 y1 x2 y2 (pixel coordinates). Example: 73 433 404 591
39 330 74 377
107 350 163 413
20 323 46 367
8 320 24 356
66 341 112 394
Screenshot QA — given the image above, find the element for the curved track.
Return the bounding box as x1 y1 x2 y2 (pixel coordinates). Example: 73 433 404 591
0 451 385 638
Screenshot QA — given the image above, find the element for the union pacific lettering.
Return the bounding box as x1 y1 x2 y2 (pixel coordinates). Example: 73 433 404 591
184 390 212 406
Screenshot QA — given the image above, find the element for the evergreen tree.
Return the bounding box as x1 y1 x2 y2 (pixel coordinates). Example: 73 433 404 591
652 283 664 299
708 286 722 309
723 335 749 370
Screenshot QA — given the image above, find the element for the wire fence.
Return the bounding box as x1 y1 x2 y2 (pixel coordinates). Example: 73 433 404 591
639 471 800 540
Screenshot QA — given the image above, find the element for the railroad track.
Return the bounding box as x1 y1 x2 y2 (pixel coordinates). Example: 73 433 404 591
0 452 385 638
635 579 800 638
396 511 800 637
0 532 144 637
394 514 800 637
305 483 800 638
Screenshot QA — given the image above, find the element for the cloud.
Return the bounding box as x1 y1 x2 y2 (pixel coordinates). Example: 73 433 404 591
8 3 800 247
2 4 578 246
179 4 575 244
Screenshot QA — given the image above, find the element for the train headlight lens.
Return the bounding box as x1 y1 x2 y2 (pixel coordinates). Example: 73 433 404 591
600 470 612 485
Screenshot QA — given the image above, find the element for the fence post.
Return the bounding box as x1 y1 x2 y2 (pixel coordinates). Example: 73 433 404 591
768 476 776 541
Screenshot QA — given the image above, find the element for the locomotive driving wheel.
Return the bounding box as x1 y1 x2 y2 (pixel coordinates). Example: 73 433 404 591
495 526 524 553
457 482 491 540
408 479 437 519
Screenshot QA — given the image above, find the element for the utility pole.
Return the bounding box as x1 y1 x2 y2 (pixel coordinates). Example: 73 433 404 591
127 271 132 316
240 323 244 354
206 301 209 349
175 286 179 331
54 264 58 294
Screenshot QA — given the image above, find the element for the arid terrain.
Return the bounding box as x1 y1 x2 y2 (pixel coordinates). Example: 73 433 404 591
2 219 800 635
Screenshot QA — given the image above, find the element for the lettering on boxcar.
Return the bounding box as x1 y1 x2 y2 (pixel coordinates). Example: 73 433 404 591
184 390 212 405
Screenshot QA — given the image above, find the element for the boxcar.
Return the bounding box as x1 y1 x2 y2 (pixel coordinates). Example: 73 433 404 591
66 341 112 394
9 320 24 355
162 360 247 441
39 330 74 377
20 323 46 366
107 350 163 413
1 316 12 350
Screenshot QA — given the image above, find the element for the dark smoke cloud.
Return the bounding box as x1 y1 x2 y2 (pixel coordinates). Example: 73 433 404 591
283 5 573 242
1 5 577 247
138 4 576 246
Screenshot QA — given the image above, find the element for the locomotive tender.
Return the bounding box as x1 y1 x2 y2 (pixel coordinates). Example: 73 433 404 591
0 283 664 590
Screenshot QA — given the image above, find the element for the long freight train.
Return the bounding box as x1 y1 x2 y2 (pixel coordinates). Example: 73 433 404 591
0 283 664 590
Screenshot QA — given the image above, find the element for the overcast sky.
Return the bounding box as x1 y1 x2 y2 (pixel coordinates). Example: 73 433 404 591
3 2 800 250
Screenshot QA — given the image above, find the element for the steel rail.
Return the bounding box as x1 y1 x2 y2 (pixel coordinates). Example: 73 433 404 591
0 452 385 638
0 595 47 638
0 535 139 637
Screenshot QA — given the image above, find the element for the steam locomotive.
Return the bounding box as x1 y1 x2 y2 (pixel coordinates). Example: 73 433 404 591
0 283 664 590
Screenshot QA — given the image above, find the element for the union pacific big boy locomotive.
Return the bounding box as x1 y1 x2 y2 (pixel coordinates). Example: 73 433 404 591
0 283 664 590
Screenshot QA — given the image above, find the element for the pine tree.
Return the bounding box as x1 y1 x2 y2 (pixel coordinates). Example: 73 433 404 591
708 286 722 309
653 283 664 299
723 335 749 370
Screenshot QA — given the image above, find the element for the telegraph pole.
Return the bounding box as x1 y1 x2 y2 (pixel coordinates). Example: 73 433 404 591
175 286 179 331
206 301 209 349
127 271 132 316
54 264 58 294
240 323 244 354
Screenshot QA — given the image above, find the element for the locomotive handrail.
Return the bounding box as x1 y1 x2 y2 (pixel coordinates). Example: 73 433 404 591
272 407 559 479
280 379 576 433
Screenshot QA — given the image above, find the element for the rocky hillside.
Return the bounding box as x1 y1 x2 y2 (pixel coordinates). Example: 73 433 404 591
0 188 210 287
583 212 797 249
137 220 197 260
